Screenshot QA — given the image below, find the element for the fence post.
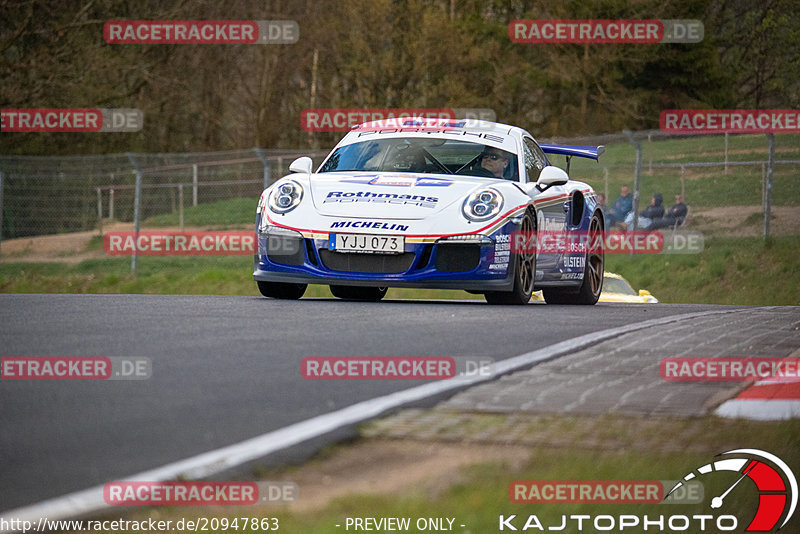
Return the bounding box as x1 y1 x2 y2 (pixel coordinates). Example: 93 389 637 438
127 153 142 273
0 171 4 260
763 133 774 240
108 172 115 219
724 132 729 174
252 148 272 189
761 163 766 209
178 185 185 231
264 159 271 189
680 166 686 199
647 133 652 175
192 164 198 207
97 187 103 236
603 167 609 200
623 130 642 233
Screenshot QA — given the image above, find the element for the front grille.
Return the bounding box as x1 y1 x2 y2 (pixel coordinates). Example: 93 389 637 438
434 244 481 272
305 239 319 266
319 250 415 273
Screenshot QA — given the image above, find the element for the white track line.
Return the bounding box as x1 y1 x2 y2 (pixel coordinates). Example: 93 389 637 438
0 307 757 529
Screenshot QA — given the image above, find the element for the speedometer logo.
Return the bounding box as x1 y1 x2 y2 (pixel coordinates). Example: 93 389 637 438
666 449 797 531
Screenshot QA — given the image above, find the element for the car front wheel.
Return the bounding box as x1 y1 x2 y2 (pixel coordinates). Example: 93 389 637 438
484 209 536 305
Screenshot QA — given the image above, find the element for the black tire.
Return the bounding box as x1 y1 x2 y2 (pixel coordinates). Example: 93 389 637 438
484 209 536 305
329 285 388 302
543 211 604 305
257 281 307 300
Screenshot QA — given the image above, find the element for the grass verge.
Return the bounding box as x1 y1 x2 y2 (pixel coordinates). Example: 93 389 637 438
2 236 798 305
100 412 800 534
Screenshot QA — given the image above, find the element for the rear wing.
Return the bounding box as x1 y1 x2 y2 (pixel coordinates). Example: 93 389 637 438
539 144 605 160
539 144 604 175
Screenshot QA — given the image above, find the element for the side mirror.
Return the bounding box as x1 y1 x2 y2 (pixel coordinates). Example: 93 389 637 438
289 156 313 174
639 289 652 297
536 165 569 188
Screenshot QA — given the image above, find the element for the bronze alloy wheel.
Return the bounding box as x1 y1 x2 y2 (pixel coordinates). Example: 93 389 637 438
543 210 604 305
485 209 536 305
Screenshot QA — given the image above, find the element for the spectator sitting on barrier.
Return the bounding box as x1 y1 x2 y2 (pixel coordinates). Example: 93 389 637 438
624 192 664 230
606 185 633 226
649 194 688 230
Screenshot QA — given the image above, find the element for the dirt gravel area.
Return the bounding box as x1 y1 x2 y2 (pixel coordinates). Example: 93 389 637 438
691 205 800 237
1 223 251 263
245 410 770 515
281 439 529 513
0 207 796 264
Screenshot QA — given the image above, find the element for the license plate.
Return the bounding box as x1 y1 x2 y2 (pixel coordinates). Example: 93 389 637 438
330 233 404 254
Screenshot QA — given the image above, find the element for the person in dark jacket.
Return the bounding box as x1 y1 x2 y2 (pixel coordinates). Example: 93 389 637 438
650 194 688 230
624 193 664 230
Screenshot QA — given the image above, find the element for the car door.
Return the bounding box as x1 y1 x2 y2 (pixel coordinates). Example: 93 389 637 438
522 136 568 279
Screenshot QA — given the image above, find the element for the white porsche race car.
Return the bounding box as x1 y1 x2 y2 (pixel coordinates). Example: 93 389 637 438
254 117 605 305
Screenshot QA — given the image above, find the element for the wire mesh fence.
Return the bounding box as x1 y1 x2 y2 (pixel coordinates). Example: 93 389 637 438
541 131 799 235
0 132 797 271
0 149 328 241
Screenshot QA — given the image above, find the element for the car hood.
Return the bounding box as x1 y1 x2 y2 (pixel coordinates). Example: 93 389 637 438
307 172 505 220
598 292 658 303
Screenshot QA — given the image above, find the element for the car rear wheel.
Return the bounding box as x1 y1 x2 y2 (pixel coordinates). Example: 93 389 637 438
484 210 536 305
543 211 604 305
329 285 388 302
257 281 307 300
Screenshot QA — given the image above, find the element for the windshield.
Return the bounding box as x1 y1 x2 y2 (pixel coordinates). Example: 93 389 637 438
602 277 636 295
319 138 519 181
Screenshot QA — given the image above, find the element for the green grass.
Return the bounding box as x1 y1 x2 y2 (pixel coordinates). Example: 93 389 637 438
142 197 256 227
569 132 800 168
112 413 800 534
0 256 478 300
2 236 798 304
604 236 800 305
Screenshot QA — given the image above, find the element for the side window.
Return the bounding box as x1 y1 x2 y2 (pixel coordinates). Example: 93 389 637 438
523 137 547 182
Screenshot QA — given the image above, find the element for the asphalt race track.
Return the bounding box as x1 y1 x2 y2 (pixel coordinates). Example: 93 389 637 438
0 294 761 512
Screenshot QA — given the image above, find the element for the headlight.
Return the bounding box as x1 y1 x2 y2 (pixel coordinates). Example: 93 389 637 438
436 234 493 245
462 188 503 222
268 180 303 214
258 225 303 239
